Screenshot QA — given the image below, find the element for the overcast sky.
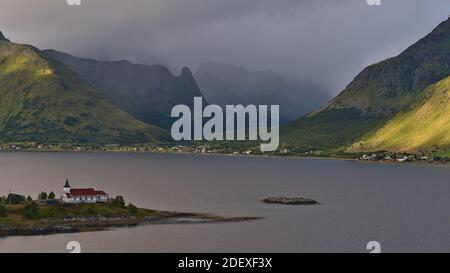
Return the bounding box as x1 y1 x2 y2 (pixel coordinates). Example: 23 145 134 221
0 0 449 94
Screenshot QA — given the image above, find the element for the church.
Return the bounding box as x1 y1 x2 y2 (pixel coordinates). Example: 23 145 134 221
61 179 109 204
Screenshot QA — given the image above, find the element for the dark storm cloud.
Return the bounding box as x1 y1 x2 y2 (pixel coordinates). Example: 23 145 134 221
0 0 449 93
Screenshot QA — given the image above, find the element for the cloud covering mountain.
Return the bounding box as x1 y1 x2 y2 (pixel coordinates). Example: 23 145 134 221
1 0 449 94
196 62 330 122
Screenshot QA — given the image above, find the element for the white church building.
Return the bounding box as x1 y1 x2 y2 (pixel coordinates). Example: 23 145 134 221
62 179 109 204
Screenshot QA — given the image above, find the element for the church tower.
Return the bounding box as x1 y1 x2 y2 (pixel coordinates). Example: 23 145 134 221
64 178 71 194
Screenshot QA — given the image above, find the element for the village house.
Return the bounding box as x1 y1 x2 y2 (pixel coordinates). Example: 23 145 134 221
62 179 109 204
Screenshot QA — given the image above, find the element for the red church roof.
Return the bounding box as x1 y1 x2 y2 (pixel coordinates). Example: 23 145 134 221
95 190 108 196
70 188 96 196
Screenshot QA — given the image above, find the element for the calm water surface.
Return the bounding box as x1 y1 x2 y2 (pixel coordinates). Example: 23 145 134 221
0 152 449 253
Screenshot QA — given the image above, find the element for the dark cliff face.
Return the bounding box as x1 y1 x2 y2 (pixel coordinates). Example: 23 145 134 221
0 31 10 42
45 50 205 129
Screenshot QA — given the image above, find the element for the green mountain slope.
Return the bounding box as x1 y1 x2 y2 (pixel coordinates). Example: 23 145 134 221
45 50 205 130
283 17 450 150
349 76 450 152
0 34 168 144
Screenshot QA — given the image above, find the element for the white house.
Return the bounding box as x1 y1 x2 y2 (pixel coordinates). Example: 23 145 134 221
62 179 109 204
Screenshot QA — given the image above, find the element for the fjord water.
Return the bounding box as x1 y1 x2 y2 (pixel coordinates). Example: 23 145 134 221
0 152 449 253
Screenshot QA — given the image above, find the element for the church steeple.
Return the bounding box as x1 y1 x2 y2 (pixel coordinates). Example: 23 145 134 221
64 178 71 194
64 178 70 188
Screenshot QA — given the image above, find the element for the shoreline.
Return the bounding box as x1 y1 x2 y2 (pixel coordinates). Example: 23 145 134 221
0 210 262 238
0 148 449 167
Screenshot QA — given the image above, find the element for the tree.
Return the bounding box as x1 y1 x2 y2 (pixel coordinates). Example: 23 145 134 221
6 194 25 205
38 192 47 200
128 203 138 214
0 205 7 217
26 196 33 202
48 192 56 200
22 202 39 220
112 196 125 208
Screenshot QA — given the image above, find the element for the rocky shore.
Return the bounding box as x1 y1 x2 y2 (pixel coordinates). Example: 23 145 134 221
0 212 261 237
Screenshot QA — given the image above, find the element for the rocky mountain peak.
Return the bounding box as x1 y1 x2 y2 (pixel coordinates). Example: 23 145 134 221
0 31 10 42
181 66 193 77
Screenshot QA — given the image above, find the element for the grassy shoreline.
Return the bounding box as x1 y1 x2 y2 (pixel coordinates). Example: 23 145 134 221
1 146 449 167
0 203 261 237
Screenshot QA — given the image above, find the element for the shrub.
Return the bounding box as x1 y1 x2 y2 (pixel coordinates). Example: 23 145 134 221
6 194 25 205
48 192 56 200
112 196 125 208
128 203 138 214
0 205 7 217
38 192 48 200
22 202 39 220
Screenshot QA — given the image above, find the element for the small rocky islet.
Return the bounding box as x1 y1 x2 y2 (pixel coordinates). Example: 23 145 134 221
262 196 319 205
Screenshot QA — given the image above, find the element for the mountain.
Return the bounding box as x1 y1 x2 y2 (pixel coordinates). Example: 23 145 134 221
0 31 10 42
0 32 168 144
45 50 205 129
349 75 450 152
283 17 450 150
195 62 330 122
